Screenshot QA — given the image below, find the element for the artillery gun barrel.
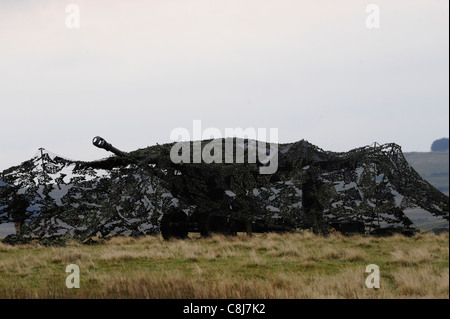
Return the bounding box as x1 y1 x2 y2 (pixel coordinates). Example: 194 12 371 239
92 136 127 157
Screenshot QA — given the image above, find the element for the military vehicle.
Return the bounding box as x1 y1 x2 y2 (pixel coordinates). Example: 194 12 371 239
92 136 297 239
0 136 448 240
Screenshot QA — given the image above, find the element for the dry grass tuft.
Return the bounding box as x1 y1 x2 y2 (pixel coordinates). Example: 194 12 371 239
393 266 449 298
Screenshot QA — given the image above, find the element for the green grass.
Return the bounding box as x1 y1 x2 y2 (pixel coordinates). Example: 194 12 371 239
0 232 448 299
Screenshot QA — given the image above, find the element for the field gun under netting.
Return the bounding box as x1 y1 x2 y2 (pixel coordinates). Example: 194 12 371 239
87 136 447 239
0 136 448 240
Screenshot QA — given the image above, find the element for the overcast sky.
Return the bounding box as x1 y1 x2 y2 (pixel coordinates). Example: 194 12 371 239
0 0 448 170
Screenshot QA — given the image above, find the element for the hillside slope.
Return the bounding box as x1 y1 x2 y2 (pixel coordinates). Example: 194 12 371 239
404 152 449 194
403 151 449 230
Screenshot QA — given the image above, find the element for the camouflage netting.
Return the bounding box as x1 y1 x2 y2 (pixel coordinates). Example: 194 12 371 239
0 139 448 240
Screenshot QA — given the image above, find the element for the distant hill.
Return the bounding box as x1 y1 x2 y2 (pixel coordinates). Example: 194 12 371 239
431 138 449 152
404 151 449 230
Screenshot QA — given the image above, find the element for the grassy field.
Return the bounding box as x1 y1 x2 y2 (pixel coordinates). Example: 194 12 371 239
0 232 448 299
